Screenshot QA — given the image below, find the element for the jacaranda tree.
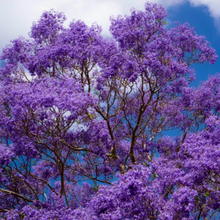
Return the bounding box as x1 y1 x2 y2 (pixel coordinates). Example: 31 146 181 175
0 2 219 219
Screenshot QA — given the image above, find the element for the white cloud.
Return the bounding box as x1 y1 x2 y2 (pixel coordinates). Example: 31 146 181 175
188 0 220 18
0 0 141 49
187 0 220 32
0 0 219 50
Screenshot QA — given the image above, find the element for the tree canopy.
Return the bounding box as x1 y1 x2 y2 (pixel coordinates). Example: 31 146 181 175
0 2 220 219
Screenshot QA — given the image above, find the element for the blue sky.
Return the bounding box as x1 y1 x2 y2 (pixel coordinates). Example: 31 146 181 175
167 1 220 87
0 0 219 86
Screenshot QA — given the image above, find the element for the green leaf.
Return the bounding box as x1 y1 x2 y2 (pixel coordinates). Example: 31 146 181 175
87 113 94 120
204 191 209 197
162 21 167 25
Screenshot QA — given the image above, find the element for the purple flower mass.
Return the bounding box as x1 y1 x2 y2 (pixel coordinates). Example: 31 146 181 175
0 2 219 219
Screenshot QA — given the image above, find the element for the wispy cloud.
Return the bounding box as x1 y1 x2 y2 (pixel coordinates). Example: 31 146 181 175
188 0 220 18
188 0 220 31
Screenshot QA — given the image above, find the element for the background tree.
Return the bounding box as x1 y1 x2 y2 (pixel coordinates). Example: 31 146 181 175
0 2 219 219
